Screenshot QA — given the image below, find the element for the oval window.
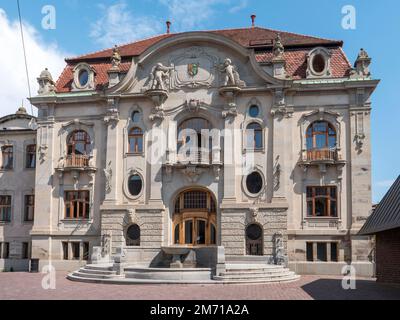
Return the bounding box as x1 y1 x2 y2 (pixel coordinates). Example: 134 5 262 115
78 69 89 87
126 224 140 246
249 105 260 118
312 54 326 74
128 174 143 197
246 172 263 195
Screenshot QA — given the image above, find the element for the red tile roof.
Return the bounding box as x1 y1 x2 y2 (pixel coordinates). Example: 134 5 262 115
56 27 349 92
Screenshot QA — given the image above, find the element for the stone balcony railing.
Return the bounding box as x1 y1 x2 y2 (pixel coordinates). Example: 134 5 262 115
306 148 338 162
176 150 213 165
65 154 90 168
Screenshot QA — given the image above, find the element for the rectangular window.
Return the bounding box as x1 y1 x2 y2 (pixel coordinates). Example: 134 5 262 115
26 144 36 169
71 242 80 260
64 191 90 219
331 242 338 262
24 195 35 222
306 242 314 262
306 186 338 217
1 146 13 170
0 196 12 222
317 243 328 262
83 242 89 261
62 242 69 260
22 242 30 259
2 242 9 259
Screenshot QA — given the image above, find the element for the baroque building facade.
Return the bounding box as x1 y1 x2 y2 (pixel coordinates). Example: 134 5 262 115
1 25 379 278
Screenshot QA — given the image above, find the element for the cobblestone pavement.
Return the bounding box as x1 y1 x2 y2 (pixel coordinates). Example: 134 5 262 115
0 273 400 300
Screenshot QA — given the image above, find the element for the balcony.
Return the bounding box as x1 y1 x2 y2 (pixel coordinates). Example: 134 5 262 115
56 154 96 178
176 150 212 165
306 148 338 162
298 148 345 172
65 155 90 168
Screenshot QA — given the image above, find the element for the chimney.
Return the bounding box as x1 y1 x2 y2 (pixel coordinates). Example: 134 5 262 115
166 21 171 34
251 14 256 27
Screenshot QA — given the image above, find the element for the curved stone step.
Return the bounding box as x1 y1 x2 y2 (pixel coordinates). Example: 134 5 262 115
213 275 301 284
84 264 114 271
72 271 118 280
214 271 296 281
79 268 117 276
220 269 292 276
125 267 212 281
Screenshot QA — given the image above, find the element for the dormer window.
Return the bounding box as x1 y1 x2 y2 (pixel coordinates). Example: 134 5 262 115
312 54 326 74
72 63 95 91
307 47 331 78
78 69 89 87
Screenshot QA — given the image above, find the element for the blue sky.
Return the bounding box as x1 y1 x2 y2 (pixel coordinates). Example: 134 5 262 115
0 0 399 202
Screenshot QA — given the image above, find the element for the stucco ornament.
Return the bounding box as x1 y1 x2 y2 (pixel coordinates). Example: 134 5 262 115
111 45 121 69
104 161 112 194
220 58 245 87
37 68 55 95
150 63 174 90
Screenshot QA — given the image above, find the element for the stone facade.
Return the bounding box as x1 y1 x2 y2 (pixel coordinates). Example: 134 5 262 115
1 26 379 276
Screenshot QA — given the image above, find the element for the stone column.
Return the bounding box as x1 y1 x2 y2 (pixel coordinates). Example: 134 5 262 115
103 99 120 204
148 119 165 204
222 116 237 202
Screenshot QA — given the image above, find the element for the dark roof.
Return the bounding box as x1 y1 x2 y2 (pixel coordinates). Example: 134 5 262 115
359 176 400 235
66 27 343 62
56 26 349 93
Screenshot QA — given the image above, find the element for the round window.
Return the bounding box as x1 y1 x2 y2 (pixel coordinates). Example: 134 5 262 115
128 174 143 197
246 172 263 195
246 224 263 241
312 54 326 74
127 224 140 241
249 105 260 118
78 69 89 87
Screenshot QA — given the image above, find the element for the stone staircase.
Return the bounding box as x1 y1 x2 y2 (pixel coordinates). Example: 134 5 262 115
213 256 300 283
68 264 121 282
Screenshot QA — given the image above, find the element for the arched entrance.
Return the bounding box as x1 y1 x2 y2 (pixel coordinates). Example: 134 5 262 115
246 224 263 256
173 189 217 246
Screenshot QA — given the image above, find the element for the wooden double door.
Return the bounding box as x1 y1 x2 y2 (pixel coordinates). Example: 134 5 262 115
173 211 217 246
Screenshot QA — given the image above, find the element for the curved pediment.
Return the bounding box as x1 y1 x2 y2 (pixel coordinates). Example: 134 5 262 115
107 32 284 95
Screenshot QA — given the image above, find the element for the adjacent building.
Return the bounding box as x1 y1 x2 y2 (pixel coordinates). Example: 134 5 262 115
1 23 379 277
359 176 400 283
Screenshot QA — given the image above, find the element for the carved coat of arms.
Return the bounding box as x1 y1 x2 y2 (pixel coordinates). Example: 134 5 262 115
188 63 199 77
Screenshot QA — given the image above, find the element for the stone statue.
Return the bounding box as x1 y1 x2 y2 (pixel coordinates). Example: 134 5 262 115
111 45 121 68
273 34 284 59
220 58 244 87
150 63 174 90
37 68 55 95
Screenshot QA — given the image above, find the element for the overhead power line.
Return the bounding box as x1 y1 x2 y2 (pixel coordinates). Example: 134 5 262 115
17 0 34 116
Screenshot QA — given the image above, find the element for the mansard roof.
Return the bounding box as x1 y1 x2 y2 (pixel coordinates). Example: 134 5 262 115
359 176 400 235
55 26 350 93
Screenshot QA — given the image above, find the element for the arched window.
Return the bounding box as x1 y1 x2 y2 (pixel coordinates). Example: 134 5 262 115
128 127 143 153
306 121 336 150
131 111 141 123
126 224 140 246
67 130 90 167
173 190 217 246
246 224 263 256
306 121 337 161
246 122 263 150
177 118 212 163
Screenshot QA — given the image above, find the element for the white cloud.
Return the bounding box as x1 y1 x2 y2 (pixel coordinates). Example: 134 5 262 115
160 0 227 31
0 9 67 117
229 0 248 13
376 180 395 188
90 1 164 47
